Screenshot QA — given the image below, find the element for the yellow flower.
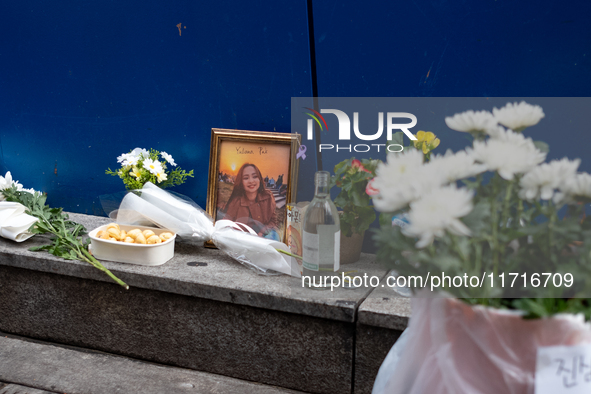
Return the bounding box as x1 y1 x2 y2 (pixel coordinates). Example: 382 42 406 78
413 130 440 154
130 167 142 179
156 171 168 183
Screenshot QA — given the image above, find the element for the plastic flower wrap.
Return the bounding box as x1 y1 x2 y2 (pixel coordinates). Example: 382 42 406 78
0 171 39 241
106 148 194 190
114 182 299 277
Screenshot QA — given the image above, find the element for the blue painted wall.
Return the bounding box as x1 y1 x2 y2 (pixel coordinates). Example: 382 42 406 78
0 1 312 213
1 0 589 217
312 0 591 97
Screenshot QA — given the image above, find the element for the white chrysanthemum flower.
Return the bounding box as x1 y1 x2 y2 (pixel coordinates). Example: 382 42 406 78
472 129 546 180
493 101 545 131
143 158 163 175
0 173 10 190
156 171 168 183
555 173 591 204
402 185 474 248
0 171 37 200
445 110 497 134
426 149 487 183
485 125 508 139
161 152 176 167
0 173 8 201
21 187 38 195
371 150 441 212
0 171 22 191
519 158 580 201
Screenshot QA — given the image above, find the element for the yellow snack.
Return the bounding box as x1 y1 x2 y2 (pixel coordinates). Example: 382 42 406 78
159 232 174 242
147 235 162 244
127 229 142 239
107 228 121 239
100 232 111 240
119 230 127 241
96 230 105 238
124 237 135 243
106 223 120 231
135 233 147 244
142 230 156 239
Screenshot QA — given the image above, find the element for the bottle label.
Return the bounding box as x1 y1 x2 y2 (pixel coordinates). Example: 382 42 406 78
302 231 319 271
334 230 340 271
303 226 340 272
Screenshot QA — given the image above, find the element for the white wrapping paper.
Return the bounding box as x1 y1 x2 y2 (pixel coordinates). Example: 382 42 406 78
0 201 38 242
115 183 299 277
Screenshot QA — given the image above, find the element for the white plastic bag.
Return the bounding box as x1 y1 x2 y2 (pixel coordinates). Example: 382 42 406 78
373 295 591 394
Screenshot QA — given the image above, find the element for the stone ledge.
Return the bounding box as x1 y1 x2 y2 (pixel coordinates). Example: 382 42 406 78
354 272 411 394
357 271 411 331
0 212 388 323
0 212 413 394
0 265 353 394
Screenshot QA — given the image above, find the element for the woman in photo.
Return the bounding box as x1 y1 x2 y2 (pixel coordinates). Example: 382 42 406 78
222 163 278 237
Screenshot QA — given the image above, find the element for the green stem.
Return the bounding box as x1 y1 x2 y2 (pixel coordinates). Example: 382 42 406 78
277 248 302 260
450 234 468 273
39 211 128 289
501 179 515 228
473 241 482 279
80 247 129 290
490 176 500 277
517 199 524 227
276 248 317 269
548 203 557 264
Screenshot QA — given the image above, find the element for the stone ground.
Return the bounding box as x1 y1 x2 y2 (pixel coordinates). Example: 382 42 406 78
0 332 307 394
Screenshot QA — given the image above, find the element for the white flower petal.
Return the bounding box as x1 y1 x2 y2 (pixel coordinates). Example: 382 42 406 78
402 186 474 248
161 152 176 166
427 149 486 183
493 101 545 131
559 172 591 203
143 158 163 175
519 158 580 201
445 110 496 133
472 129 546 180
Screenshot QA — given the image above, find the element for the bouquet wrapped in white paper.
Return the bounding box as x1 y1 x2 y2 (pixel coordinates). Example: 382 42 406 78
0 172 39 242
114 182 300 277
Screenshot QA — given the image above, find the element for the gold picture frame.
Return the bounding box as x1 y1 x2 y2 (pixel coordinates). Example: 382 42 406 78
206 128 301 245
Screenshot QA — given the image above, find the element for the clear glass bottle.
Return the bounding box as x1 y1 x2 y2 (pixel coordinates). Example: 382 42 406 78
302 171 340 288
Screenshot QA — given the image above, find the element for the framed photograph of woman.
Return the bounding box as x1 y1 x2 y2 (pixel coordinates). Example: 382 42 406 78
206 128 301 244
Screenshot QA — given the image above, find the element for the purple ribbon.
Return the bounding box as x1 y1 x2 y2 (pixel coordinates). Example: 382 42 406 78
296 144 307 160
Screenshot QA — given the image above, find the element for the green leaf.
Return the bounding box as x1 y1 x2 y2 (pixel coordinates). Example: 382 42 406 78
462 201 490 236
533 140 549 153
389 131 404 147
29 245 51 252
1 185 128 289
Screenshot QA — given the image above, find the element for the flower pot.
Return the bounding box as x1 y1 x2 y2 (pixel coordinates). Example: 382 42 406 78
373 295 591 394
340 230 365 265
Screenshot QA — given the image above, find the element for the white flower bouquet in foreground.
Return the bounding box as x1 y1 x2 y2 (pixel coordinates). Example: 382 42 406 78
372 101 591 318
106 148 193 190
0 172 128 288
